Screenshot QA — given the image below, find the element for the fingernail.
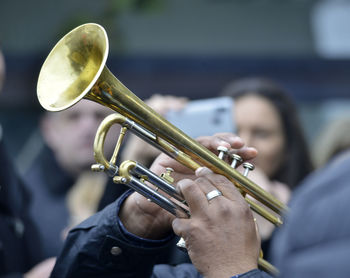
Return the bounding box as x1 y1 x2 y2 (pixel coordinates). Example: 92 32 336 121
234 137 243 144
195 167 213 176
176 179 191 189
219 140 230 146
248 147 258 153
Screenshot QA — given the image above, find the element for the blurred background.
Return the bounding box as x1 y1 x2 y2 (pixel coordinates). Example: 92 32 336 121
1 0 350 162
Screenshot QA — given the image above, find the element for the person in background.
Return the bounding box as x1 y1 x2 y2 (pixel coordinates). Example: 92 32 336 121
312 117 350 168
22 99 125 258
0 50 55 277
221 77 313 257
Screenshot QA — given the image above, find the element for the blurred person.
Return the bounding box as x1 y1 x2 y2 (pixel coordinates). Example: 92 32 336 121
0 136 56 278
22 99 126 258
0 50 55 277
312 117 350 168
221 77 313 255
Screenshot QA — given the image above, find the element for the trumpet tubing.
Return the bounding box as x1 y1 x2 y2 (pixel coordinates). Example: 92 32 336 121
37 23 287 275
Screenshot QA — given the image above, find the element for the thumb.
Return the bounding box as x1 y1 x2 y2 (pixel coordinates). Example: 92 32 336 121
172 218 190 237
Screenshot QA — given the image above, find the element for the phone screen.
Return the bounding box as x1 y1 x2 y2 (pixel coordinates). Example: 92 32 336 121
165 97 235 139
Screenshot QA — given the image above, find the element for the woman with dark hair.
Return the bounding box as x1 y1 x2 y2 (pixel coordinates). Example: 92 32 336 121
221 77 313 257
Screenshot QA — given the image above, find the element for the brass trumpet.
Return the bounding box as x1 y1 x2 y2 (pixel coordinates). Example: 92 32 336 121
37 23 287 275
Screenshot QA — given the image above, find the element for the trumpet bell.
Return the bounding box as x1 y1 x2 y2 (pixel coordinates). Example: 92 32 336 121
37 23 287 217
37 23 108 111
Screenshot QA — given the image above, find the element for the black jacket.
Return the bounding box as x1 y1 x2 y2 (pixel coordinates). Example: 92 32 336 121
51 191 267 278
0 141 44 277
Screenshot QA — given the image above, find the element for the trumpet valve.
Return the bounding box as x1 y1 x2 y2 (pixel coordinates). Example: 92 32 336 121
230 154 243 169
217 146 228 160
243 162 255 177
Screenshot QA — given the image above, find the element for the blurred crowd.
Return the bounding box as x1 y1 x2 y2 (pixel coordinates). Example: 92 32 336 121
1 36 350 278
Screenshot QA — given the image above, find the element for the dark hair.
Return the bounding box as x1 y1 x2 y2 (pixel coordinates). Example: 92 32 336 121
221 77 313 190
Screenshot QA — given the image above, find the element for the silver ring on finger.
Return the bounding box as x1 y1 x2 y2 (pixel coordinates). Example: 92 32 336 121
206 189 223 202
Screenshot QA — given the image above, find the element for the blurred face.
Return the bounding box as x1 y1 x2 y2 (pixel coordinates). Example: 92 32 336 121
234 95 286 178
42 100 116 176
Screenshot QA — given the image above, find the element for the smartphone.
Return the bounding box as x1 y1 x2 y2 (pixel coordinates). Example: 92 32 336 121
165 97 235 139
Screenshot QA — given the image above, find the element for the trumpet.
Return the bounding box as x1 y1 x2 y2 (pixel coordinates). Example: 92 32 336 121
37 23 287 275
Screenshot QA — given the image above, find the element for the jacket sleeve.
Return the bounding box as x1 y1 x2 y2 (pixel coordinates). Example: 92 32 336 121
270 151 350 278
152 266 270 278
50 191 176 278
51 190 273 278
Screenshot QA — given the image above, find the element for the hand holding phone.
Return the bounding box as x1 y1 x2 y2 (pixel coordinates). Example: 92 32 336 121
166 97 235 138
